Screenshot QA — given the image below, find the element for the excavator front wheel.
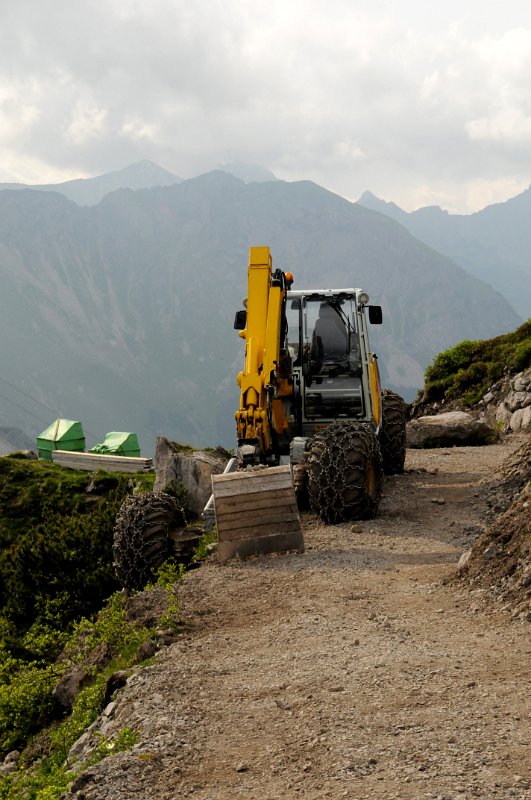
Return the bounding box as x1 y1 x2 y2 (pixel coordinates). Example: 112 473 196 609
308 421 383 523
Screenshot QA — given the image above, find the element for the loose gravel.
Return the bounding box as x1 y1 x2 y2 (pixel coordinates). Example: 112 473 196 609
68 436 530 800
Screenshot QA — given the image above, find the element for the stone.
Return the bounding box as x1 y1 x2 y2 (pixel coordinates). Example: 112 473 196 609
483 543 498 559
407 411 496 448
53 666 89 709
135 639 158 662
495 403 511 427
67 730 92 763
154 436 228 518
509 406 531 432
507 391 529 412
512 372 530 393
457 549 472 572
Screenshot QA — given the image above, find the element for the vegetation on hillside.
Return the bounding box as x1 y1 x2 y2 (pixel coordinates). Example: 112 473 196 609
0 458 154 643
0 459 151 764
0 586 169 800
422 320 531 406
0 454 216 798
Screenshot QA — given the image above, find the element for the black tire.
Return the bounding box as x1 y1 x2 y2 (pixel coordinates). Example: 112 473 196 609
113 492 186 591
308 422 383 523
380 390 407 475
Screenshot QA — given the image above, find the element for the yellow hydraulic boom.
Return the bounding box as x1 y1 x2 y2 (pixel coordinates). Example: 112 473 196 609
235 246 293 460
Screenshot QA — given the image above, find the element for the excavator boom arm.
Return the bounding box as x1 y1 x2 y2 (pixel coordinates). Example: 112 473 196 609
235 246 291 460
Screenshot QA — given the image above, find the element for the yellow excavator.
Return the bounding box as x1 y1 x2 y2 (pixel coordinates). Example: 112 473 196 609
113 246 406 585
215 246 406 518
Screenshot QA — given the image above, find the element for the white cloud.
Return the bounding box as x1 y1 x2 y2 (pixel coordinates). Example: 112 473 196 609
0 1 530 211
63 100 108 145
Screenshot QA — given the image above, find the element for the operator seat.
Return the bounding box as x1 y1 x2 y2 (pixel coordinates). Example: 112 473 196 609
312 303 348 368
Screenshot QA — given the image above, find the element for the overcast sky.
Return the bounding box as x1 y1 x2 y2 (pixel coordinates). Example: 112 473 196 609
1 0 531 212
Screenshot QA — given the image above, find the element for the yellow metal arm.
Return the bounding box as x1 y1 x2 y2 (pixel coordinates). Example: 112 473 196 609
235 246 290 458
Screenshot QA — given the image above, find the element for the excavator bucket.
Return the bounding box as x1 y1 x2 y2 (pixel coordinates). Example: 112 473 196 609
211 465 304 562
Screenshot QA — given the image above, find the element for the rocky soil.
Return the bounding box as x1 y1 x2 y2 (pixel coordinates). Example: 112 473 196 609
67 435 530 800
410 367 531 437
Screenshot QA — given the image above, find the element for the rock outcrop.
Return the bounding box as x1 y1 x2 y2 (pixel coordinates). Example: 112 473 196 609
490 367 531 433
406 411 496 448
153 437 228 519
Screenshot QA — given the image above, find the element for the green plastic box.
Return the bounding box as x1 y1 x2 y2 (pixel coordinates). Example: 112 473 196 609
89 432 140 457
37 419 85 461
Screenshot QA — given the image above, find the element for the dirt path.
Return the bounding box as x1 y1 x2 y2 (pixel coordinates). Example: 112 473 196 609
77 439 530 800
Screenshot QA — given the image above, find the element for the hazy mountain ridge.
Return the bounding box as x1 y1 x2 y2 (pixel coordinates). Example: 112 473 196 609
0 159 278 208
358 189 531 318
0 160 181 207
0 173 521 452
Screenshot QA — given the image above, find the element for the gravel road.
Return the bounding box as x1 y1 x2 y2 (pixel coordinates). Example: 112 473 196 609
70 438 531 800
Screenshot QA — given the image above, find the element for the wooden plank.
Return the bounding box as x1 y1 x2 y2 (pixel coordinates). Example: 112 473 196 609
54 450 152 465
213 464 290 483
215 508 300 530
51 450 154 473
217 518 302 542
212 473 293 496
216 502 298 525
217 530 305 563
213 488 297 514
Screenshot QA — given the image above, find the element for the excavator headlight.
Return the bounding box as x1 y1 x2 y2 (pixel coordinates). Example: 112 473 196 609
358 292 369 306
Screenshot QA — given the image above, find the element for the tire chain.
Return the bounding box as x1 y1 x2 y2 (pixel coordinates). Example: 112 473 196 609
308 421 383 523
380 389 407 475
113 492 186 591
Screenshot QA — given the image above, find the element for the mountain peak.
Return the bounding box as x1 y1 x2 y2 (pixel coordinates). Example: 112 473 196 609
100 160 180 184
0 160 182 207
357 191 407 220
215 161 278 184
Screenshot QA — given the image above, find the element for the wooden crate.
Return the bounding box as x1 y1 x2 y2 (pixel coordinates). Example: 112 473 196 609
212 465 304 562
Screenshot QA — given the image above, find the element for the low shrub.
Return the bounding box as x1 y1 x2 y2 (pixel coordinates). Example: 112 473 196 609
423 320 531 405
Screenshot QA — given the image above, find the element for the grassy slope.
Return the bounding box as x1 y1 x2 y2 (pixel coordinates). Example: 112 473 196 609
0 458 154 760
422 319 531 406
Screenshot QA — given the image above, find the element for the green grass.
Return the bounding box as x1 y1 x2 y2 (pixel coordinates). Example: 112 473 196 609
0 592 153 799
0 455 214 798
423 319 531 406
0 459 155 758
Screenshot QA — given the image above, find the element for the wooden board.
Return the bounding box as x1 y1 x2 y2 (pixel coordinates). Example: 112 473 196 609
51 450 154 473
212 465 304 562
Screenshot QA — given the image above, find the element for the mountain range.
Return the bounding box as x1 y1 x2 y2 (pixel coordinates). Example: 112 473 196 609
0 160 279 208
0 166 525 454
358 189 531 319
0 160 181 207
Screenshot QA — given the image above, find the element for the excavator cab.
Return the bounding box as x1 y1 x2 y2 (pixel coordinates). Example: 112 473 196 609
286 293 366 428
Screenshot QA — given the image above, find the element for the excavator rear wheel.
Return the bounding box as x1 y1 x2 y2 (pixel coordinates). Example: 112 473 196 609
308 421 383 523
380 389 407 474
113 492 186 591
